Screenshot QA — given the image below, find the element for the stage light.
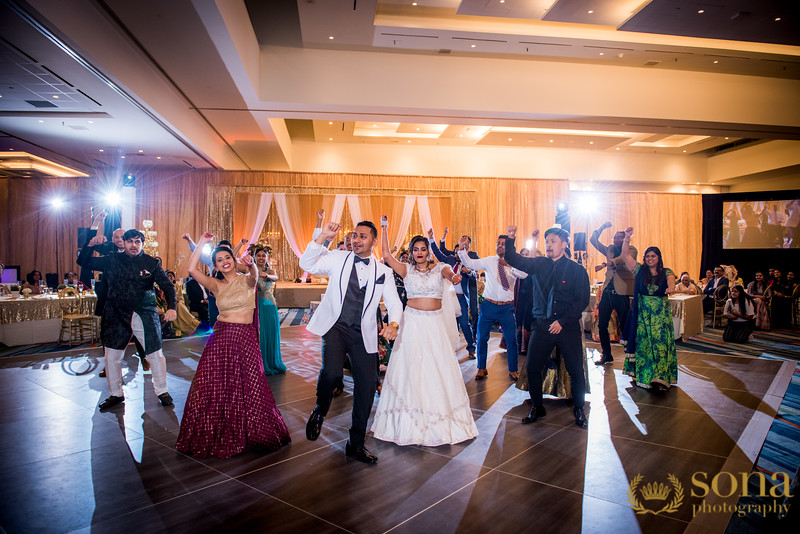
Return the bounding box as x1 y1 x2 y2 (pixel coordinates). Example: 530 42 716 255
557 202 568 212
575 195 596 215
122 174 135 187
50 197 64 209
105 191 121 206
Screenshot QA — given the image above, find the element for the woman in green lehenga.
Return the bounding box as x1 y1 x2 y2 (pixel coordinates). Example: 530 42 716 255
255 247 286 375
619 228 677 392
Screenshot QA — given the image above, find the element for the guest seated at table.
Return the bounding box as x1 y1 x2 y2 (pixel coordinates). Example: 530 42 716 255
22 270 44 294
746 271 771 330
723 285 755 343
702 266 729 314
768 269 794 329
699 269 714 291
674 272 699 295
66 272 89 291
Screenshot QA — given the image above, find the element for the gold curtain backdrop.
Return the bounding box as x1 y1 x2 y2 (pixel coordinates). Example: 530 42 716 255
569 191 703 284
1 171 702 287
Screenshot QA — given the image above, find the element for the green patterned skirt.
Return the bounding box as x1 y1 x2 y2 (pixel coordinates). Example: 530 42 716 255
623 295 677 388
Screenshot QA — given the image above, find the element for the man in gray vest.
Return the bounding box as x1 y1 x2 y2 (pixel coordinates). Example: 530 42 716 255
590 222 635 365
300 220 403 464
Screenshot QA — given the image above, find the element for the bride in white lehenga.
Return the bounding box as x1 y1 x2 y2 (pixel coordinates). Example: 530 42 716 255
371 216 479 446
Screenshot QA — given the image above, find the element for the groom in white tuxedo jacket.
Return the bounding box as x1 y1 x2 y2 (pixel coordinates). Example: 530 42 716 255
300 220 403 464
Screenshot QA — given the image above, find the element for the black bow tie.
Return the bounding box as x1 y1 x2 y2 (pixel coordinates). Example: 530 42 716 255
354 256 370 265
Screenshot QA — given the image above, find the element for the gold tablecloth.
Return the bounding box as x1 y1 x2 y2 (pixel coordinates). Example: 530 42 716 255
0 294 97 325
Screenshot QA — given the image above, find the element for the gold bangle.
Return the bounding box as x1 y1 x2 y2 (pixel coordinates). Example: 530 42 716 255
389 321 399 328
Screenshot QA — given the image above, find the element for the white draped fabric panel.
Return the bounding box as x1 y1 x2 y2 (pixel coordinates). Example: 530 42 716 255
394 195 416 252
330 194 346 226
346 194 363 227
274 193 303 259
416 196 433 238
247 193 273 247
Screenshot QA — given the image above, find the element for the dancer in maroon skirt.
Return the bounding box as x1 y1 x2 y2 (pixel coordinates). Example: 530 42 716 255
177 233 290 458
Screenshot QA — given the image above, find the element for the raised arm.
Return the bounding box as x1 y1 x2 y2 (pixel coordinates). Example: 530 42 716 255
427 228 454 265
620 227 636 272
187 233 221 293
590 222 612 256
502 226 539 275
380 216 407 277
77 240 109 271
299 222 341 274
531 229 544 257
239 252 258 288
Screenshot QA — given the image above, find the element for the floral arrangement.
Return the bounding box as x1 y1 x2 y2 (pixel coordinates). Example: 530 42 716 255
22 288 32 297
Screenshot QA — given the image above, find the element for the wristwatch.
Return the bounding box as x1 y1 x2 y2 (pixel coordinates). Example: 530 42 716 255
388 321 399 329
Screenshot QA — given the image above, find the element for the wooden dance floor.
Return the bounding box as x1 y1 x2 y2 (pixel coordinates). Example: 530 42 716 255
0 328 794 533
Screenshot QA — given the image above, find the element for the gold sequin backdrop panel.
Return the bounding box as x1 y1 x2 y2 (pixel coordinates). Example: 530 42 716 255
570 191 703 283
124 170 571 278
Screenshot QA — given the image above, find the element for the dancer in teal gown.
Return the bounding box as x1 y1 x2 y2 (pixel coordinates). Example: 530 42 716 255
255 247 286 375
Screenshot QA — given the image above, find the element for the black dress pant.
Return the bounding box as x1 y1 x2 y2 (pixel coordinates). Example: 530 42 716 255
527 320 585 410
318 322 378 448
597 290 630 357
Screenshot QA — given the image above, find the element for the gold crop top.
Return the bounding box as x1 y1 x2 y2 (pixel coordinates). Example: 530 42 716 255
215 274 255 315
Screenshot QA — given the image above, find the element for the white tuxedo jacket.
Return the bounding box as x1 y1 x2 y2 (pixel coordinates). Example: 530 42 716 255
299 241 403 353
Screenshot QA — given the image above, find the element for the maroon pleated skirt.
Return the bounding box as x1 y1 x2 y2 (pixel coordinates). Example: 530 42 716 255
176 320 290 458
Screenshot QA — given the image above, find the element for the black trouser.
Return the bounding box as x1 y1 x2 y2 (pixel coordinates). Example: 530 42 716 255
527 320 585 410
318 322 378 448
468 277 478 335
597 290 631 358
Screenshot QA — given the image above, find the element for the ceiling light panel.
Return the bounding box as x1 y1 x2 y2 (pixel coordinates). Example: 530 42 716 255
542 0 646 27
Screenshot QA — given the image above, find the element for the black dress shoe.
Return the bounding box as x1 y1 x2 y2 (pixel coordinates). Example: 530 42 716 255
574 407 587 427
344 442 378 464
305 408 324 441
99 395 124 410
158 392 173 406
521 405 546 424
594 355 613 365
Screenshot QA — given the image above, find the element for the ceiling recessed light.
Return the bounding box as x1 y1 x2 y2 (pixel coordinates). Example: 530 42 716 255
88 120 93 124
588 10 594 14
713 60 718 64
99 149 104 152
470 44 476 48
328 137 333 141
328 36 334 40
616 147 620 150
711 182 715 185
774 17 781 21
508 138 512 141
599 52 604 56
500 0 505 4
121 156 125 159
549 139 554 143
725 137 729 140
412 1 417 5
156 156 162 159
683 150 687 153
138 149 143 153
589 141 594 145
458 134 463 137
696 182 700 185
407 140 412 143
52 95 59 98
37 120 43 123
416 127 420 131
698 9 704 14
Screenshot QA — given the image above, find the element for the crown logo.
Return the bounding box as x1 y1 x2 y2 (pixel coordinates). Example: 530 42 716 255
628 474 684 515
640 482 671 501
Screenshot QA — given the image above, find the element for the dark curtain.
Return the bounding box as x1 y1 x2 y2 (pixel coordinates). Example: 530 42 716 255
701 190 800 286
